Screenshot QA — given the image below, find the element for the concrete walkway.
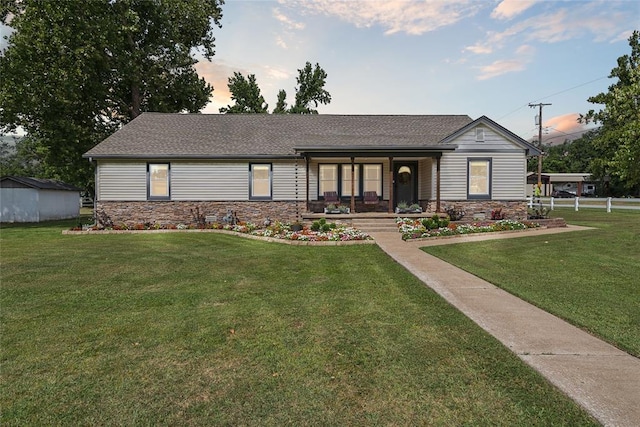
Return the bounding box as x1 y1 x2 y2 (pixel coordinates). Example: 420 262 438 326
370 226 640 427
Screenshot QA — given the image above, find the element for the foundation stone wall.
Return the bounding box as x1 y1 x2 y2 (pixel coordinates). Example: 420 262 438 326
440 200 529 221
96 200 302 226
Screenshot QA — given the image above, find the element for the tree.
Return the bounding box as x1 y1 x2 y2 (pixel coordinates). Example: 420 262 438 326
0 0 223 189
0 134 42 177
273 90 288 114
289 62 331 114
219 72 268 113
580 30 640 195
220 62 331 115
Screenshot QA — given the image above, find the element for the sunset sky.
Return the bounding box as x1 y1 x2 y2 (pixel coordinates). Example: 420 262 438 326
195 0 638 143
1 0 637 143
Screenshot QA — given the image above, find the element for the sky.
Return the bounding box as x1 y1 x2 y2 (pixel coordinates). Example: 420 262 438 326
0 0 637 144
194 0 638 143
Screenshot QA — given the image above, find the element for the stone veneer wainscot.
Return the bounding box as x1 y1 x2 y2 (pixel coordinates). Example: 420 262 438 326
96 201 303 226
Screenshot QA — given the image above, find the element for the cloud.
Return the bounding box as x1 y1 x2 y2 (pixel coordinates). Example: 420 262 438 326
275 35 288 49
278 0 485 36
465 2 635 59
194 61 292 114
543 113 591 144
491 0 537 20
465 43 493 54
478 4 633 50
475 58 527 80
475 43 534 80
263 65 291 81
546 113 582 133
273 7 305 31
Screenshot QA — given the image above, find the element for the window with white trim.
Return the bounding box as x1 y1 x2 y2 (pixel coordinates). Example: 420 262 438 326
468 158 491 199
476 128 485 142
341 164 360 196
250 163 272 199
363 164 382 195
148 163 170 199
319 164 338 196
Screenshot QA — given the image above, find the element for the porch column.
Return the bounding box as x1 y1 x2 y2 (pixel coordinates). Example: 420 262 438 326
305 155 310 212
388 156 394 213
350 157 356 213
436 156 441 212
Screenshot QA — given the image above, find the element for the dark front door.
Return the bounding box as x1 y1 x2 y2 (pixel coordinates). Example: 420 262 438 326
393 161 418 207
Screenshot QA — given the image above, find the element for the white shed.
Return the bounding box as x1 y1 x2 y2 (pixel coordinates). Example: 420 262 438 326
0 176 81 223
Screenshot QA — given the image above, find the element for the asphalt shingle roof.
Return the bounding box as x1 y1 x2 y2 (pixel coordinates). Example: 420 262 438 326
0 176 82 191
84 113 474 159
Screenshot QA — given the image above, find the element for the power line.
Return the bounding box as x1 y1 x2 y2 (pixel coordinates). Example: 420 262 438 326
530 75 608 103
544 126 601 139
497 75 608 120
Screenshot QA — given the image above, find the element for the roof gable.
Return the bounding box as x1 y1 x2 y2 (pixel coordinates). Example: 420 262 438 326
439 115 541 156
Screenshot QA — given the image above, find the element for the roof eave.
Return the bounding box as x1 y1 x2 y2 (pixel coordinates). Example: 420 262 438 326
83 154 302 160
294 145 457 157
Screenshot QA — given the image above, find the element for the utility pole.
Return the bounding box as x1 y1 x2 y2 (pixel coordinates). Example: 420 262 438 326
529 102 551 187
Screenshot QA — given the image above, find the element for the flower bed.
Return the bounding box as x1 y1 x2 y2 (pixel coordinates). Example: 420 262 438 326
69 220 373 243
396 217 540 241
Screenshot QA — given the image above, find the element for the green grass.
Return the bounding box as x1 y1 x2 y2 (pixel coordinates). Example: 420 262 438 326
423 209 640 357
0 220 597 425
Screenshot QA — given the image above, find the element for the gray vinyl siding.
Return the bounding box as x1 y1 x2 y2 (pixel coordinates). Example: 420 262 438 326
440 152 527 200
418 158 434 200
97 160 309 202
440 154 468 200
273 161 307 201
171 162 247 201
97 161 147 200
455 127 521 151
492 154 527 199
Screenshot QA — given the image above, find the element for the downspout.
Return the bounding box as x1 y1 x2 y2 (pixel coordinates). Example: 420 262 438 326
388 157 394 213
305 155 310 213
436 156 441 213
350 157 355 213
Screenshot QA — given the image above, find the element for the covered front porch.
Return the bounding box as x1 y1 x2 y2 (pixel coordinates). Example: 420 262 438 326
295 146 455 215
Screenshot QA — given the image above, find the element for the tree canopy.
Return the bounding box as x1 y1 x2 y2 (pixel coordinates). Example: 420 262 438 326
219 72 268 113
0 0 224 188
580 30 640 195
290 62 331 114
220 61 330 115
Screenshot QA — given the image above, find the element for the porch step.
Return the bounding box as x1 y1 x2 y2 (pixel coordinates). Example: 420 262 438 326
350 218 399 233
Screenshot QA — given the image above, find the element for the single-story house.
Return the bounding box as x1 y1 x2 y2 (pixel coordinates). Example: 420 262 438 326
0 176 82 222
83 113 541 225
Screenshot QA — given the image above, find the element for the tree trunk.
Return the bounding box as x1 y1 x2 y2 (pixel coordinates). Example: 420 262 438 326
130 84 141 119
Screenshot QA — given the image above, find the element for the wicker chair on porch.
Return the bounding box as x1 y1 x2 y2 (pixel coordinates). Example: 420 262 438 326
363 191 379 205
323 191 339 205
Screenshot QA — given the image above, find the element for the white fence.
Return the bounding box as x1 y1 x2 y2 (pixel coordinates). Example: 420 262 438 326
527 197 640 212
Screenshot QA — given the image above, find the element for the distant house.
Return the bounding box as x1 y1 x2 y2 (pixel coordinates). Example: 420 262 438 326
83 113 540 225
0 176 81 222
527 172 595 197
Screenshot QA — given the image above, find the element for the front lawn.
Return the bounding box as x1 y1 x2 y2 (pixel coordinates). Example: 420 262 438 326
422 209 640 357
0 220 597 425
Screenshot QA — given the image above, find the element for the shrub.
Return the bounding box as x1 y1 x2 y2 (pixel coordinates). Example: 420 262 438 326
491 208 505 220
445 206 465 221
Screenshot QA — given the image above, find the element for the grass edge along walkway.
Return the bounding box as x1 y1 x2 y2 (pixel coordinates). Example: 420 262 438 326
371 225 640 427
